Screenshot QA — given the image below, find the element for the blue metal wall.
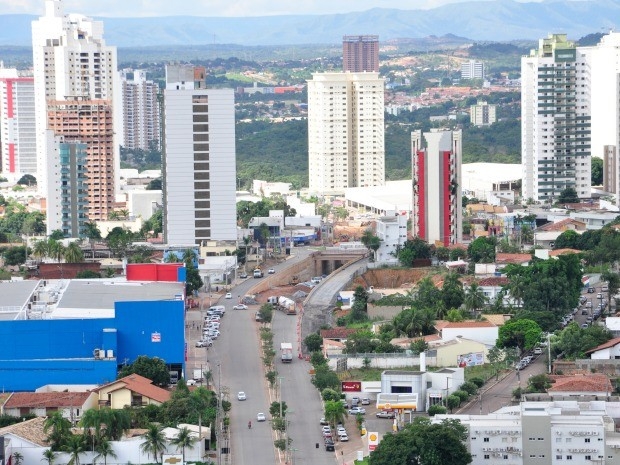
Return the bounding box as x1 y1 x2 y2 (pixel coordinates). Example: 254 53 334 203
0 299 185 391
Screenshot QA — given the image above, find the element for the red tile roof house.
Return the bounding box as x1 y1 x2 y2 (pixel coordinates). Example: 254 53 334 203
461 276 511 306
585 337 620 360
547 374 613 398
93 374 171 409
495 253 531 270
1 391 98 423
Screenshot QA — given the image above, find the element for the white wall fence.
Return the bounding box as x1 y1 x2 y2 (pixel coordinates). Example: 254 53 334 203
327 353 438 370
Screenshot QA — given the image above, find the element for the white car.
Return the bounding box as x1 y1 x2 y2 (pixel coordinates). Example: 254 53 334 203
225 292 232 299
338 432 349 442
257 412 266 422
233 304 248 310
268 268 275 274
237 391 247 401
195 339 212 348
348 407 366 415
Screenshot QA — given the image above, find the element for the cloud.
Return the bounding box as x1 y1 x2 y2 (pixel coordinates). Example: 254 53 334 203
1 0 540 17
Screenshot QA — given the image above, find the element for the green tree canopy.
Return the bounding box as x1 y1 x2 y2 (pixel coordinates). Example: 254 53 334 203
118 356 170 387
557 187 579 204
497 319 542 355
369 417 472 465
467 237 496 264
553 323 612 359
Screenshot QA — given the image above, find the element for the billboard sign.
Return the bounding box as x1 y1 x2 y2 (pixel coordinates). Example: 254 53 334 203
555 48 576 63
341 381 361 392
457 352 484 367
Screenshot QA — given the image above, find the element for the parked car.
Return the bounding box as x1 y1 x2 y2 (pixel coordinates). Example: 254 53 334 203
322 430 332 438
225 292 232 299
237 391 247 401
324 439 335 451
233 304 248 310
581 309 589 315
588 287 595 293
376 410 395 419
195 339 212 348
361 398 371 405
338 432 349 442
257 412 266 422
351 396 360 406
602 286 608 292
321 426 331 434
319 417 329 426
239 273 248 279
348 407 366 415
581 323 589 328
533 347 543 355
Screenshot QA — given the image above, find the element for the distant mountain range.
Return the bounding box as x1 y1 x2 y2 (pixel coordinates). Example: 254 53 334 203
0 0 617 47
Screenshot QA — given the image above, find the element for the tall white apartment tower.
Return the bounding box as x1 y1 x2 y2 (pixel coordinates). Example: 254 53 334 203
0 67 36 179
163 64 237 245
583 32 620 205
120 69 161 151
32 0 120 221
521 34 591 203
307 72 385 194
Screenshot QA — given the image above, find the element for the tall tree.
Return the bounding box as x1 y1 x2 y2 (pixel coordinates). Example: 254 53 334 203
497 319 542 355
94 437 117 465
83 222 102 259
64 242 84 263
62 434 86 465
324 400 348 429
140 424 167 464
171 427 197 463
44 412 71 451
441 273 464 310
463 282 488 315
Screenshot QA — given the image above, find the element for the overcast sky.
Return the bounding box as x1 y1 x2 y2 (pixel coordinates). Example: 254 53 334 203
0 0 542 17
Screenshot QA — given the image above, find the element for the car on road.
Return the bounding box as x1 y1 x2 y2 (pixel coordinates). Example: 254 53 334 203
257 412 266 422
268 268 275 274
351 396 360 406
321 425 331 434
533 347 543 355
376 410 395 419
602 286 608 292
581 309 589 315
239 273 248 279
233 304 248 310
319 417 328 426
324 439 335 451
195 339 213 348
361 398 371 405
225 292 232 299
581 323 589 328
588 287 595 293
338 432 349 441
237 391 247 401
348 407 366 415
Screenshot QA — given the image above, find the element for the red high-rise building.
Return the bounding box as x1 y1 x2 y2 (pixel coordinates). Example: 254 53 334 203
411 130 462 247
343 35 379 73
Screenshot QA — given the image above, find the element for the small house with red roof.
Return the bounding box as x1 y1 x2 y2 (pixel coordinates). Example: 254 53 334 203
1 391 98 422
93 374 170 409
585 337 620 360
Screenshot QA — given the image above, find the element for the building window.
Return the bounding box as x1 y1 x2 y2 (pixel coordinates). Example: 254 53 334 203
484 455 490 460
585 438 590 443
483 438 490 443
556 455 562 460
566 456 572 460
503 455 508 460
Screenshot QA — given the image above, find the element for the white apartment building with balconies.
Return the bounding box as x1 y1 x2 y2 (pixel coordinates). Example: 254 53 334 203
307 72 385 194
374 213 407 265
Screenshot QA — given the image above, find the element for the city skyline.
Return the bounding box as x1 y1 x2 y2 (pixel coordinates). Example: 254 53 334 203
0 0 545 17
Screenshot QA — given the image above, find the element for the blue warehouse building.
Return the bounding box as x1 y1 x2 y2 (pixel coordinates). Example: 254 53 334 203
0 279 186 391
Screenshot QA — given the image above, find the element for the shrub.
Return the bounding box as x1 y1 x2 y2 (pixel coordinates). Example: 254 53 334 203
321 388 341 402
453 390 470 402
460 381 479 395
469 377 485 388
428 404 448 416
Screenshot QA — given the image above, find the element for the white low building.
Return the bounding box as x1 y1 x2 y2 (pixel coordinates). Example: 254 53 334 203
439 321 499 346
434 401 620 465
374 213 407 265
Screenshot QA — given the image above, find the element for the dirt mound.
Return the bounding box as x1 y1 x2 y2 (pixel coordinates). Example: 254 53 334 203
350 268 432 290
333 221 374 242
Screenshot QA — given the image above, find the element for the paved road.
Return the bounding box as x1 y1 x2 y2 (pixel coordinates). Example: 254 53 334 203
186 247 315 465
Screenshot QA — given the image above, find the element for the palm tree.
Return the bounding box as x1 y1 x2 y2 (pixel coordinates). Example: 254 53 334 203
106 409 131 441
182 248 197 265
140 424 166 463
80 408 104 440
83 222 102 259
242 236 251 272
108 211 121 221
41 449 57 465
506 274 526 308
62 434 86 465
48 239 65 263
324 400 348 430
33 239 50 262
464 282 489 316
64 242 84 263
94 437 117 465
44 412 71 451
171 427 197 463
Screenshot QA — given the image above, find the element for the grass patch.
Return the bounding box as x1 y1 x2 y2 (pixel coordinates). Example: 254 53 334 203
465 364 504 382
354 458 369 465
